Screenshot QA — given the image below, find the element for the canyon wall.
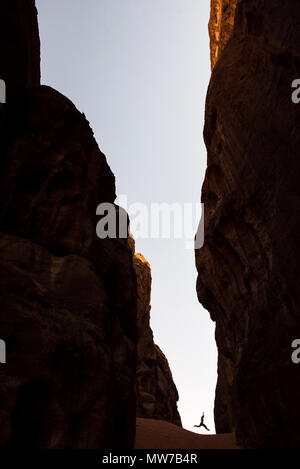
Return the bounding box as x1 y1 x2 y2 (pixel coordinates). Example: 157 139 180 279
0 0 137 448
129 239 181 427
0 0 181 448
197 0 300 448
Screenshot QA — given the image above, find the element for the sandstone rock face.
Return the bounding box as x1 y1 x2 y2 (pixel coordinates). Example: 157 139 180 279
0 1 137 448
131 243 181 427
208 0 239 69
197 0 300 448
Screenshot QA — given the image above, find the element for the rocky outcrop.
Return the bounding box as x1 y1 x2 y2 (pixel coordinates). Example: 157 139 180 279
0 1 137 448
130 239 181 427
197 0 300 448
0 0 40 101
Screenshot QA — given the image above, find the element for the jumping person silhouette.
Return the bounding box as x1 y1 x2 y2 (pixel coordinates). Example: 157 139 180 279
194 413 210 431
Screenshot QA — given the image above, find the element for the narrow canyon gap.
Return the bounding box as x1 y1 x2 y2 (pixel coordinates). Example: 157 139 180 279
2 0 300 450
36 0 215 433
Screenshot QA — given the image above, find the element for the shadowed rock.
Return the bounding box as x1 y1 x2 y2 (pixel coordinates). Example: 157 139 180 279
196 0 300 448
0 1 137 448
0 0 40 101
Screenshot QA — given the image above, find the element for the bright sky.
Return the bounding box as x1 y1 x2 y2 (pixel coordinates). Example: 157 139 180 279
36 0 216 433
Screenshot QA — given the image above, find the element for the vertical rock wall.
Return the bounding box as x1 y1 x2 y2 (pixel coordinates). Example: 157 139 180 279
197 0 300 448
0 1 137 448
